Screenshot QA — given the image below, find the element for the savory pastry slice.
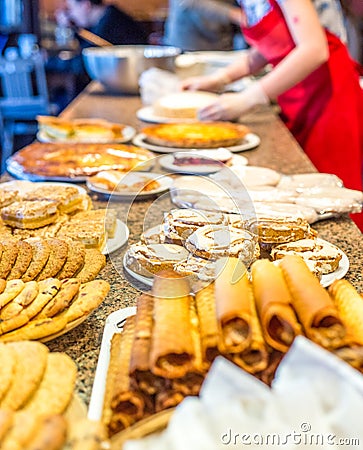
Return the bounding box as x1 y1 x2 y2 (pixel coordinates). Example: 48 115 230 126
329 279 363 346
251 259 302 353
22 185 85 215
280 255 346 349
1 200 59 229
150 271 195 379
214 257 254 353
0 189 18 208
37 115 74 140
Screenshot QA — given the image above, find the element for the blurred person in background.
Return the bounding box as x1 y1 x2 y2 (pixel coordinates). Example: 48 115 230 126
55 0 148 46
163 0 245 51
181 0 363 230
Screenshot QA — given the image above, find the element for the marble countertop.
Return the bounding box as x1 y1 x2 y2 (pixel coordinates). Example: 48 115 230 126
3 83 362 408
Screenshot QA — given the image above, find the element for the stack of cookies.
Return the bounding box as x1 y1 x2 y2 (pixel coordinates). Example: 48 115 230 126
0 278 110 341
0 340 107 449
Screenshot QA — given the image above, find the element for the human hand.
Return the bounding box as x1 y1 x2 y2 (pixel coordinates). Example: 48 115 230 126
180 71 232 93
197 82 269 121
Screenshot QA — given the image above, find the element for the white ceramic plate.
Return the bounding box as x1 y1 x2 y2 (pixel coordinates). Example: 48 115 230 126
159 153 248 175
0 180 87 196
103 219 129 255
88 306 137 421
133 133 260 154
123 253 153 287
86 172 173 198
36 125 136 144
136 106 197 124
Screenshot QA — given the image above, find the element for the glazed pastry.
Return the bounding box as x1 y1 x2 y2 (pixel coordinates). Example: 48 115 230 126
185 224 259 263
271 238 343 274
164 208 227 244
173 254 216 282
251 259 302 353
280 255 346 349
126 242 189 275
245 217 313 244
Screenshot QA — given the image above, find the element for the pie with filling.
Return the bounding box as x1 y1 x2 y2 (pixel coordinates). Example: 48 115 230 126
141 122 250 148
10 142 154 178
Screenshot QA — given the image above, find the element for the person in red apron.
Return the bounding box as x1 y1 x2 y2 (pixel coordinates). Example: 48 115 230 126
181 0 363 230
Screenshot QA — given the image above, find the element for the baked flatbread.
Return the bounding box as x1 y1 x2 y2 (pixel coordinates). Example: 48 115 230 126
0 341 49 410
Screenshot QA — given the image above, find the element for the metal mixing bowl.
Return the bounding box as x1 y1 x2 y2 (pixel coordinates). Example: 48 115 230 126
82 45 182 94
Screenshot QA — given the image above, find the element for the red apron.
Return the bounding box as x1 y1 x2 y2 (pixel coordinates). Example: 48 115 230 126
241 0 363 230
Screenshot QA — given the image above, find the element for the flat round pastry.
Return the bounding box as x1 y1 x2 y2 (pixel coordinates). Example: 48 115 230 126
185 225 259 263
271 238 343 274
10 142 154 179
126 242 189 275
164 208 228 243
245 217 313 244
141 122 250 149
153 91 219 119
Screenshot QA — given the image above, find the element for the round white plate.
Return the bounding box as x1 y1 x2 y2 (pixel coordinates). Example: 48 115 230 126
133 133 260 154
86 172 173 198
123 253 153 286
103 219 129 255
159 153 248 175
36 125 136 144
0 180 87 195
136 106 197 124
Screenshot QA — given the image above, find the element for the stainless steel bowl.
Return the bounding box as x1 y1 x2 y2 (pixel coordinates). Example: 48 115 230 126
82 45 182 94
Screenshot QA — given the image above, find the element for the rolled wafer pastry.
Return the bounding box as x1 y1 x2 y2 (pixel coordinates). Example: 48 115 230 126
155 390 185 413
214 257 253 353
195 283 220 363
333 346 363 371
150 271 195 379
251 259 302 352
329 279 363 345
129 295 164 395
231 300 269 374
280 255 346 349
109 317 146 436
172 297 209 396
